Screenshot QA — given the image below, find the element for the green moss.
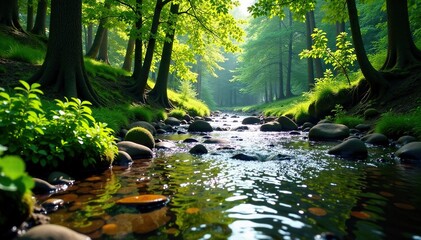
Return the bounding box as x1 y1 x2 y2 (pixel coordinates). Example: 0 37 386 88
335 116 364 128
375 108 421 139
84 58 131 81
169 108 187 120
125 127 155 149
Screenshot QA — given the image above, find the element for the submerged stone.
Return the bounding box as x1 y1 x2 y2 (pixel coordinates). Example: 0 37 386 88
188 120 213 132
117 141 153 159
189 144 208 155
18 224 90 240
241 116 261 125
361 133 389 146
395 142 421 161
232 153 259 161
328 138 368 159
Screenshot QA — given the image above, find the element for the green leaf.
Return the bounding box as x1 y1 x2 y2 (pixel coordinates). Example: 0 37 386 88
18 80 31 91
0 155 25 180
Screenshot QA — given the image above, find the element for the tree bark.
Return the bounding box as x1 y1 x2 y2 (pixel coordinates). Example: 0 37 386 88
97 28 110 64
381 0 421 71
0 0 22 30
278 18 285 100
132 0 143 79
285 10 293 98
147 3 179 108
122 35 135 72
31 0 48 36
309 11 324 79
86 24 93 53
29 0 101 106
346 0 387 97
27 0 34 31
305 12 315 90
86 0 111 59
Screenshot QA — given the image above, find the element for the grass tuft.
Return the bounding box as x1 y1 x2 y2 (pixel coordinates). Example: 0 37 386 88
375 107 421 139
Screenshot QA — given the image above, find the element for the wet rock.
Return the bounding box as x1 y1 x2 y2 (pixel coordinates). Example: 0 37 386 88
328 138 368 159
203 138 229 144
33 178 57 194
241 116 261 125
124 127 155 149
113 151 133 166
355 123 371 132
18 224 90 240
47 172 74 185
164 117 181 126
189 144 208 155
157 129 167 134
183 114 192 122
235 125 249 131
264 116 277 122
277 116 298 131
265 154 292 161
361 133 389 146
117 141 153 159
260 121 283 132
188 120 213 132
395 142 421 161
397 135 417 146
41 198 65 213
302 122 314 129
204 117 213 121
232 153 258 161
183 138 199 143
318 119 332 124
155 141 176 149
128 121 157 135
364 108 380 119
308 123 349 141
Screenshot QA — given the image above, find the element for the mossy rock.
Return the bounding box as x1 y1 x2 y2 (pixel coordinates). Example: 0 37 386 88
125 127 155 149
260 121 283 132
188 120 213 132
364 108 380 119
128 121 157 136
277 116 298 131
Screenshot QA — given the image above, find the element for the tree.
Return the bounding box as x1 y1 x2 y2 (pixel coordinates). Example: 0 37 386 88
122 34 135 72
0 0 23 30
97 28 110 64
27 0 34 31
31 0 48 36
86 0 112 59
29 0 101 106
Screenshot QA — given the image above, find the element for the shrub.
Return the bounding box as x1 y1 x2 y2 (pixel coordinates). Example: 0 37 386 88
0 81 118 172
168 108 187 120
125 127 155 149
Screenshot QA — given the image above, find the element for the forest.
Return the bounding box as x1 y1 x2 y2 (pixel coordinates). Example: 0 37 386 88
1 0 421 239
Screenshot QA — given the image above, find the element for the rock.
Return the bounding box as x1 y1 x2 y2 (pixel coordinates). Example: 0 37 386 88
265 154 292 161
18 224 91 240
33 178 57 194
41 198 64 213
308 123 350 141
183 138 199 143
318 119 332 124
117 141 153 159
188 120 213 132
113 151 133 166
260 121 283 132
364 108 380 119
232 153 258 161
235 126 249 131
397 135 417 146
204 117 213 122
395 142 421 161
203 138 229 144
128 121 157 135
241 116 261 125
183 114 192 122
164 117 181 126
355 124 371 132
328 138 368 159
277 116 298 131
124 127 155 149
302 122 314 129
155 141 176 149
157 129 167 134
361 133 389 146
189 144 208 155
47 172 74 185
264 116 277 122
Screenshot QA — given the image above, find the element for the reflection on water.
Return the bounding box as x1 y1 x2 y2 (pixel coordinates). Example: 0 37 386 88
48 116 421 239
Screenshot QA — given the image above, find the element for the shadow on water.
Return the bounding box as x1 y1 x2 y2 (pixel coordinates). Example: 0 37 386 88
46 115 421 239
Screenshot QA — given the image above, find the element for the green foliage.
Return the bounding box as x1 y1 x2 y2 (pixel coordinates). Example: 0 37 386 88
238 96 304 116
375 108 421 139
169 108 187 120
168 90 210 117
0 147 34 195
329 104 364 128
124 127 155 149
0 81 118 170
179 80 197 103
84 58 131 81
0 33 45 65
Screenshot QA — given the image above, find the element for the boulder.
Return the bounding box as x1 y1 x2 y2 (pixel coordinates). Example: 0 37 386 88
308 123 350 141
189 144 208 155
124 127 155 149
164 117 181 126
188 120 213 132
302 122 314 129
18 224 90 240
328 138 368 159
355 124 371 132
361 133 389 146
395 142 421 161
33 178 57 194
232 153 259 161
260 121 283 132
117 141 153 159
183 138 199 143
364 108 380 119
241 116 261 125
277 116 298 131
128 121 157 136
397 135 417 146
113 151 133 166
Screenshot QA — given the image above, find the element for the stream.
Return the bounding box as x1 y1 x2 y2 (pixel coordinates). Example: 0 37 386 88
44 114 421 239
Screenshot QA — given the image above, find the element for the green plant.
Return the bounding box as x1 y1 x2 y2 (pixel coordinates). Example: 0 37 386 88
168 108 187 119
0 81 117 171
375 108 421 139
124 127 155 149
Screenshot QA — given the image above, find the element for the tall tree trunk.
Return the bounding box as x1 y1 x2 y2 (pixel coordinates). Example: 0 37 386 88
131 0 168 102
147 3 179 108
86 0 111 59
305 12 315 90
85 24 93 53
97 28 110 64
285 10 293 98
278 18 285 100
27 0 34 31
122 35 135 72
29 0 101 106
195 55 203 99
132 0 143 79
0 0 22 30
346 0 387 98
31 0 48 36
336 21 345 36
309 11 324 79
381 0 421 71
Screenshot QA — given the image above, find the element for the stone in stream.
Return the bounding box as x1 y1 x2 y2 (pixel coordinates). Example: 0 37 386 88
395 142 421 161
117 141 153 159
164 117 181 126
277 116 298 131
113 151 133 166
155 141 176 149
260 121 283 132
188 120 213 132
232 153 259 161
241 116 261 125
328 138 368 159
47 171 74 185
124 127 155 149
116 195 168 205
17 224 91 240
396 135 417 146
361 133 389 146
33 178 57 194
203 138 230 145
189 144 208 155
183 138 199 143
41 198 65 213
128 121 157 136
308 123 350 141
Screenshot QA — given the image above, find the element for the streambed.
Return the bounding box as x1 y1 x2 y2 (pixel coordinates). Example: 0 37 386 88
45 114 421 239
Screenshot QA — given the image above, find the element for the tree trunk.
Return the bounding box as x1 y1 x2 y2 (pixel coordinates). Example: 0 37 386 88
85 24 93 53
195 55 203 99
0 0 22 30
309 11 324 79
336 21 345 36
285 10 293 98
122 35 135 72
132 0 143 79
381 0 421 71
97 28 110 64
305 12 315 90
278 18 285 100
27 0 34 31
31 0 48 36
86 0 111 59
346 0 387 97
131 0 167 102
147 3 179 108
29 0 101 106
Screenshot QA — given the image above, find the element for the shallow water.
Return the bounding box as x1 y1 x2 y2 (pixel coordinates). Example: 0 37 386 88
47 115 421 239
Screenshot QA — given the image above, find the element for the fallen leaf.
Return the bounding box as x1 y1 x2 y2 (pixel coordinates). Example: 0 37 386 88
308 207 327 216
